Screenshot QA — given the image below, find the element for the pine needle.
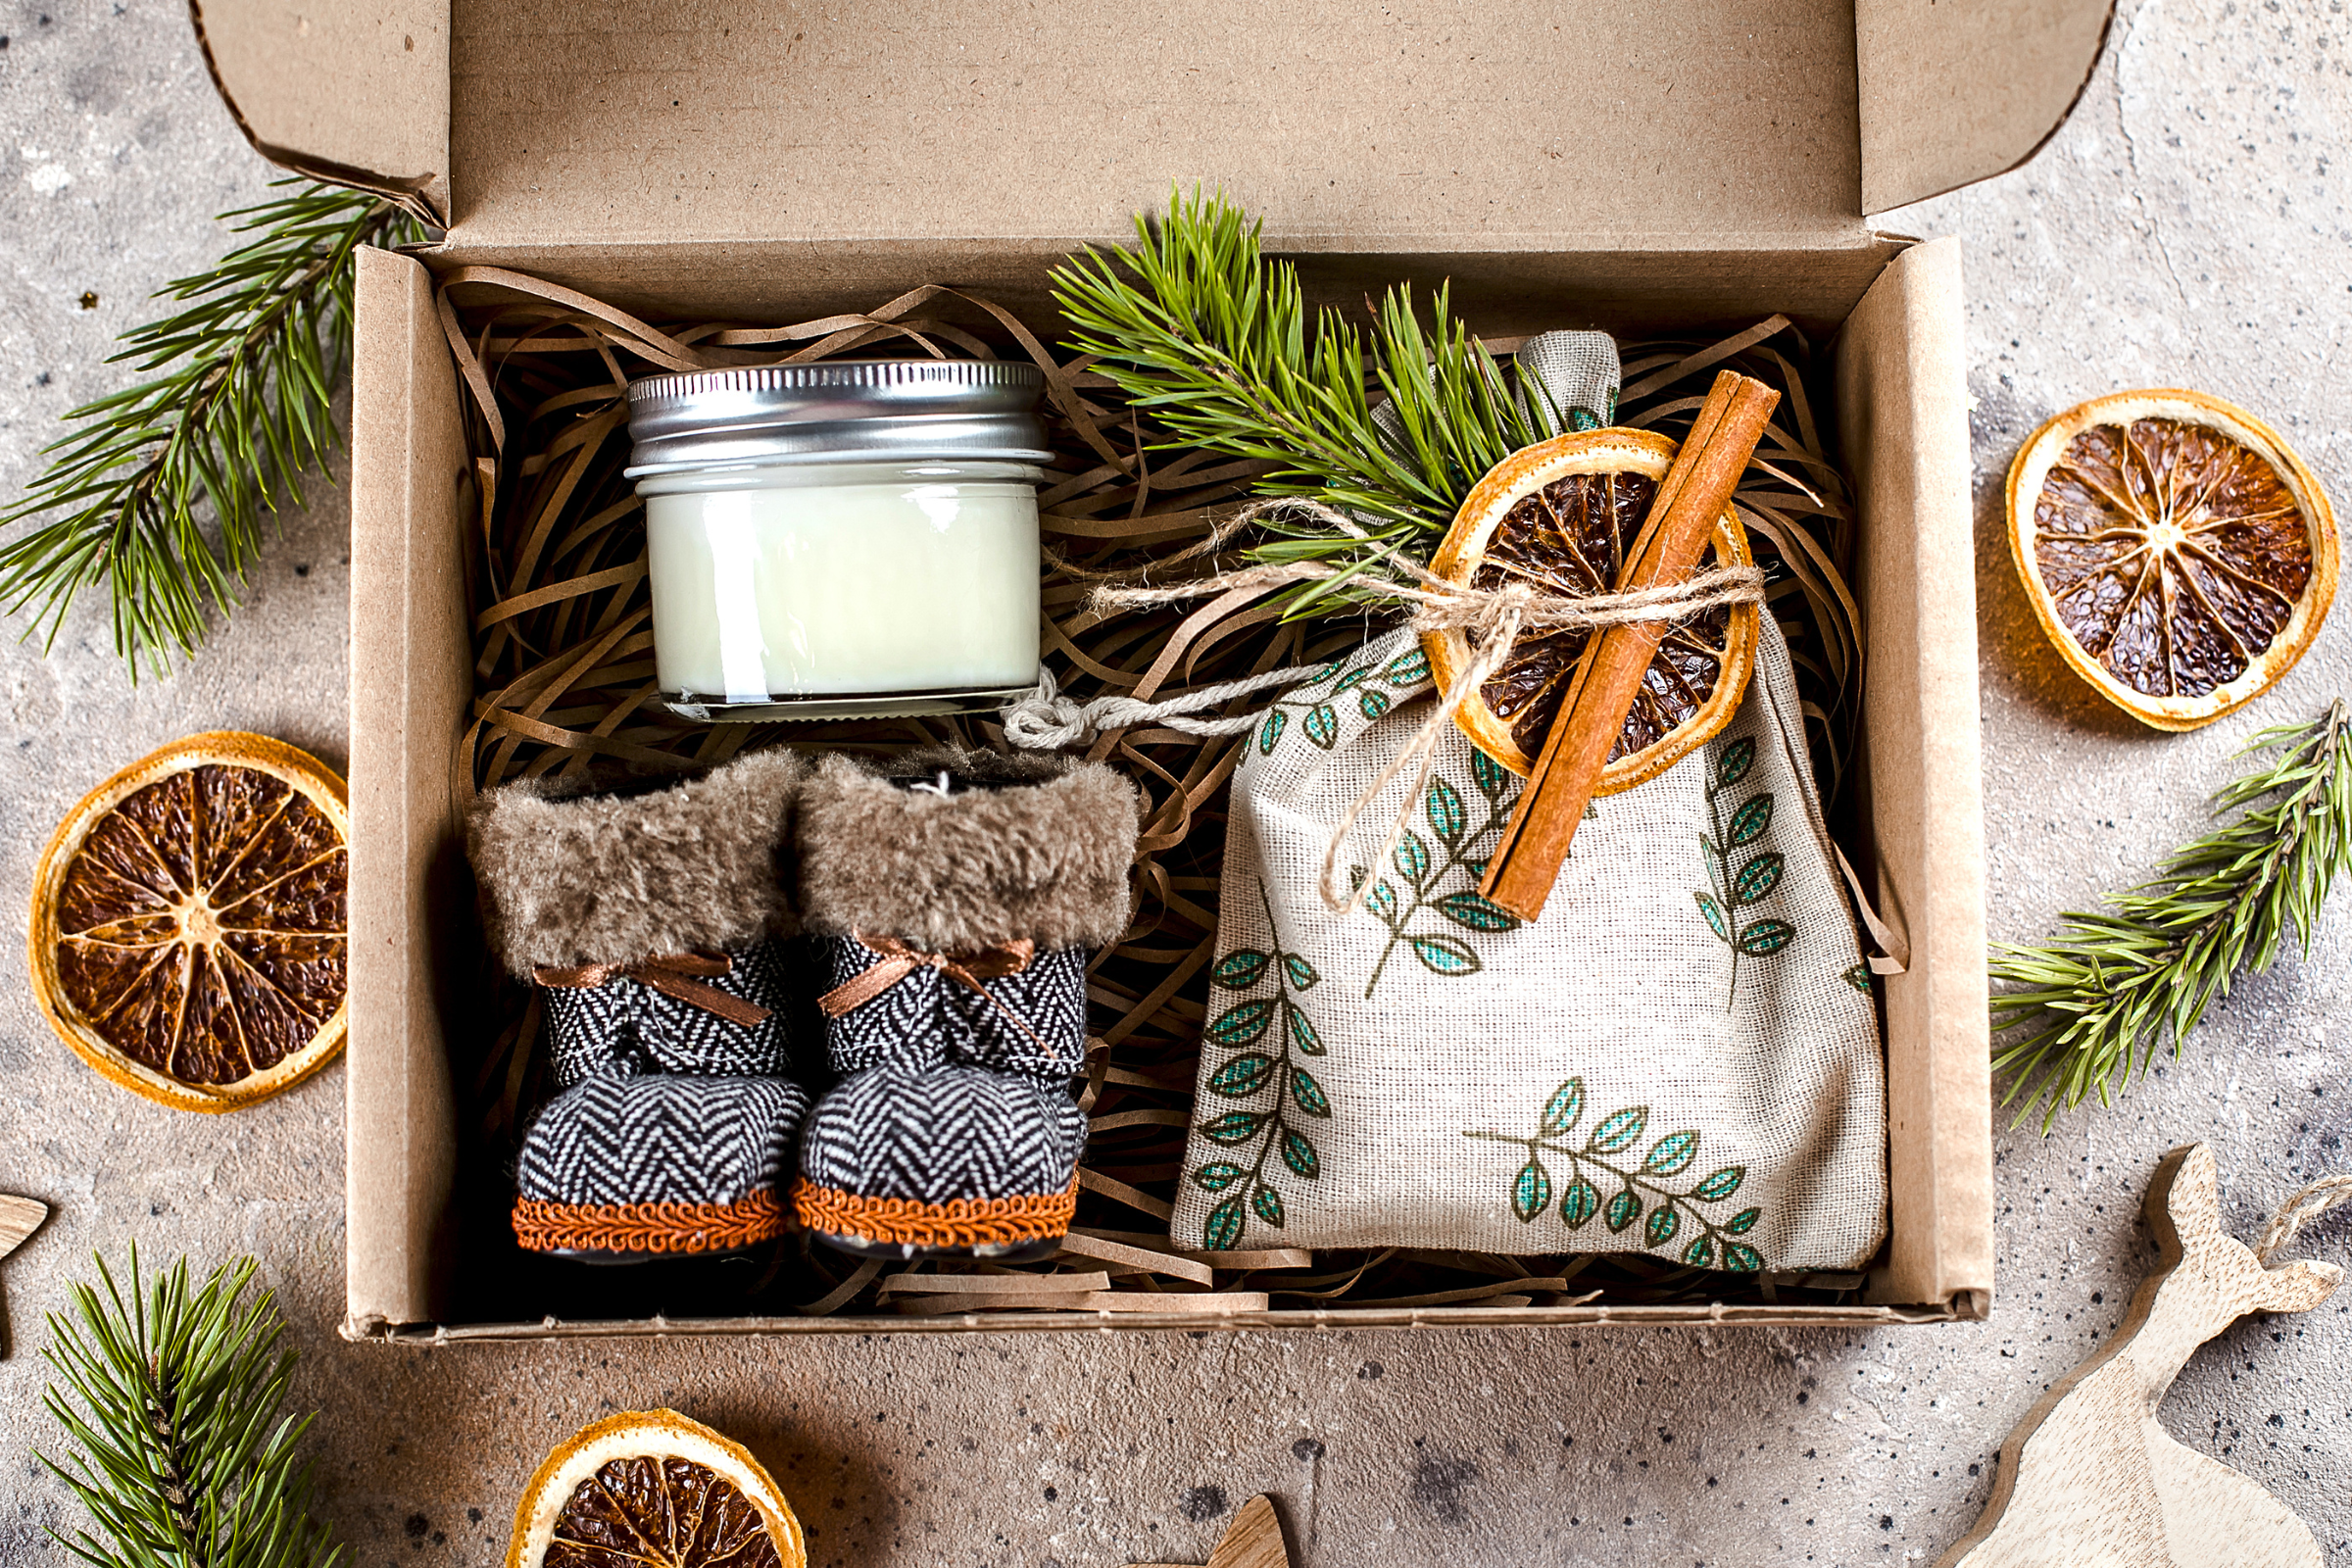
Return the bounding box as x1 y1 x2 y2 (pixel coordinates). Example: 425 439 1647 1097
0 179 421 678
38 1246 342 1568
1990 700 2352 1130
1049 187 1559 601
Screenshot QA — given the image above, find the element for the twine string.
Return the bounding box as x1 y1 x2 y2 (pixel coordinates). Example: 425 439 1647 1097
1000 658 1336 749
1003 498 1767 915
2255 1171 2352 1265
1315 601 1526 917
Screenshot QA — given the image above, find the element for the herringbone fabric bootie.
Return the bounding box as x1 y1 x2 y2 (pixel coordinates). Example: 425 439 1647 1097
467 751 812 1261
791 748 1140 1260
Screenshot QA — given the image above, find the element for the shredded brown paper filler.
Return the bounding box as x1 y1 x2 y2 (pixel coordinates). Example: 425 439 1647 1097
432 265 1871 1320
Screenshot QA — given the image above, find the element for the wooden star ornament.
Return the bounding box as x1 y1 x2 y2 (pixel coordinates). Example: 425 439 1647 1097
1128 1494 1290 1568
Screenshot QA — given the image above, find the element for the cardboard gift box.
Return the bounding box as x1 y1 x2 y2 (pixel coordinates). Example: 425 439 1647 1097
192 0 2116 1341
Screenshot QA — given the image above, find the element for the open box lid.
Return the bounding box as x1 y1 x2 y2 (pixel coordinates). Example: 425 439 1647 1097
197 0 2110 249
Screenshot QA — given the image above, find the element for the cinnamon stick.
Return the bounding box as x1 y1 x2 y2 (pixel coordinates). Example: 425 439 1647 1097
1478 369 1781 921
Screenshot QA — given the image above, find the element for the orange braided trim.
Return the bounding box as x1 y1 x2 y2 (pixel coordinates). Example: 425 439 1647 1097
512 1191 790 1255
791 1177 1078 1250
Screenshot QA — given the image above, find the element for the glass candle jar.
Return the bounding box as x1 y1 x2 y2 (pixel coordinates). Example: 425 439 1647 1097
623 361 1051 720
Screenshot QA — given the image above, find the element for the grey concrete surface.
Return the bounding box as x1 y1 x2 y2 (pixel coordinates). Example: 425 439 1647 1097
2 1 2349 1564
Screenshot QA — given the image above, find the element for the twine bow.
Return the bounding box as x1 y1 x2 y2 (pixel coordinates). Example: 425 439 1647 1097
532 951 771 1028
817 933 1056 1057
1002 495 1766 917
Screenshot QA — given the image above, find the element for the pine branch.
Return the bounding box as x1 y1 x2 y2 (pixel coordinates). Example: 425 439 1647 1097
38 1246 342 1568
1050 188 1557 610
0 179 422 678
1990 700 2352 1130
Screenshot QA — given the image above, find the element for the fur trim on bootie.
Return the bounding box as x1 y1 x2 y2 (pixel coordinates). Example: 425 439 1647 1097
797 747 1141 952
467 750 807 977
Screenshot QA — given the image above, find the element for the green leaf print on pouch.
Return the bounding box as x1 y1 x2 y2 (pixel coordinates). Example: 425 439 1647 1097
1464 1076 1767 1271
1354 752 1529 996
1211 950 1271 989
1695 736 1791 1008
1255 647 1433 758
1425 776 1468 846
1204 997 1276 1047
1186 882 1333 1250
1206 1054 1277 1097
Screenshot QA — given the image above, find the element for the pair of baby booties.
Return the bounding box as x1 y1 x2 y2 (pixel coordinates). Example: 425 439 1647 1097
466 746 1142 1263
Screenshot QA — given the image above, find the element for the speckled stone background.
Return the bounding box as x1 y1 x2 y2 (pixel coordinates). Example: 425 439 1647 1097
2 2 2349 1564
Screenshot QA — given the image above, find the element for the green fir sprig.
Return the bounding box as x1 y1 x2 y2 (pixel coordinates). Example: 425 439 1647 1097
38 1247 342 1568
1050 188 1562 615
0 180 421 677
1990 701 2352 1130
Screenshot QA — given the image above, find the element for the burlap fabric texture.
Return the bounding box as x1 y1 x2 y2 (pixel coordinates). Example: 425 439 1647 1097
1171 618 1887 1273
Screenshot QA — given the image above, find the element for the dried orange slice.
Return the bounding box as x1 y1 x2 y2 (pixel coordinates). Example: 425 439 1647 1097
1424 427 1758 785
29 732 348 1113
508 1409 808 1568
2007 389 2338 730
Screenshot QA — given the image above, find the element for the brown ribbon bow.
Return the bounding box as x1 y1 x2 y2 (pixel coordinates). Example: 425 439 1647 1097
818 933 1054 1057
532 951 771 1029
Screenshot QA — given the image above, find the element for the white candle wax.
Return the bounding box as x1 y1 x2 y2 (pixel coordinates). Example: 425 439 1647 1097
639 462 1043 704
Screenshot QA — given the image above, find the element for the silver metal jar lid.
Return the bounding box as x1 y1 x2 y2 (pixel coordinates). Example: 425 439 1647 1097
623 359 1051 474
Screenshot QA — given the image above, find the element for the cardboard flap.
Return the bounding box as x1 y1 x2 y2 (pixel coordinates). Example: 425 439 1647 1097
1855 0 2113 214
447 0 1871 252
1835 238 1993 1311
192 0 449 222
347 246 467 1326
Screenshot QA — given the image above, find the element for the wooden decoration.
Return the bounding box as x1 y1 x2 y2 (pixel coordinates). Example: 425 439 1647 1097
0 1193 50 1360
1939 1144 2341 1568
1128 1494 1289 1568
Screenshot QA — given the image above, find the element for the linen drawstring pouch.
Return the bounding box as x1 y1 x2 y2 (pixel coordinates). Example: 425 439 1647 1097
1168 616 1888 1273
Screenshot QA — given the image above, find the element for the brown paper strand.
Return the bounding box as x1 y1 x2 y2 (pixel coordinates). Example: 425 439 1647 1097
879 1270 1113 1297
436 270 1871 1319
